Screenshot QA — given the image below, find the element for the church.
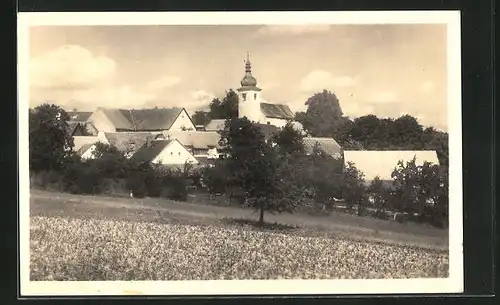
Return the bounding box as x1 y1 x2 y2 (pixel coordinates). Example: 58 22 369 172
235 53 303 130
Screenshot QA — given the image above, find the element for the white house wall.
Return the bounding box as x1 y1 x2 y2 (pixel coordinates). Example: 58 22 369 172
152 140 199 165
80 145 97 160
87 109 117 133
73 136 99 151
168 109 196 131
264 117 288 129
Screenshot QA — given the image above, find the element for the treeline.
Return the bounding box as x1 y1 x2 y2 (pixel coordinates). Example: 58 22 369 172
191 89 449 166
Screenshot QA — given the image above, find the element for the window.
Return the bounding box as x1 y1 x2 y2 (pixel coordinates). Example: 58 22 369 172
242 93 246 101
170 152 173 156
178 152 181 156
254 93 257 99
267 121 270 125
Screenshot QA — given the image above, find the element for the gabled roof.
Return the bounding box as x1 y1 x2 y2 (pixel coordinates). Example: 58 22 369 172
76 143 94 156
97 107 186 131
72 136 99 152
66 122 80 136
303 137 342 157
163 130 223 149
67 111 93 122
260 103 295 119
205 119 226 131
130 140 174 163
103 132 153 153
343 150 440 181
128 108 185 130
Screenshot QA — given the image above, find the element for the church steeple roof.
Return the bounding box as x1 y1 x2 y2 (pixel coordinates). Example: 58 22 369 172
240 52 258 88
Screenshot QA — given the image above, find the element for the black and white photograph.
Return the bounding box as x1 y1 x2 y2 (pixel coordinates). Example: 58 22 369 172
18 11 463 295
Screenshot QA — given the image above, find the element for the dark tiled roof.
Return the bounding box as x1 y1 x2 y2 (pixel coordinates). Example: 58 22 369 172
163 131 223 149
129 108 184 130
205 119 226 131
130 140 173 163
103 132 153 153
67 111 93 122
260 103 295 119
66 122 79 136
99 107 185 131
303 137 342 157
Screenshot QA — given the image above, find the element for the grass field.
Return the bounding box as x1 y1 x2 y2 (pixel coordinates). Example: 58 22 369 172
29 190 449 281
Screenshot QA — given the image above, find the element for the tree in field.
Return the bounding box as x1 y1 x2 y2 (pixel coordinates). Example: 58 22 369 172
391 156 421 214
295 90 346 138
307 145 344 211
220 117 300 226
29 103 74 172
367 176 390 212
271 121 305 156
191 110 211 126
342 161 367 215
208 89 239 120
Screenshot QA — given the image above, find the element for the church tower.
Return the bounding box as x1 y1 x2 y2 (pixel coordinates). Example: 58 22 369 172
237 52 262 123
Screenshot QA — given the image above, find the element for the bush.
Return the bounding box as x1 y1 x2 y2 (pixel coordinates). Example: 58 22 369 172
126 175 147 198
30 170 65 191
161 176 188 201
63 161 102 194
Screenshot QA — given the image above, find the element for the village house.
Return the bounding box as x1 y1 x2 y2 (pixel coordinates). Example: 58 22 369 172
160 130 224 164
303 137 343 160
87 107 196 133
66 111 98 136
129 138 199 168
76 143 97 160
342 150 440 184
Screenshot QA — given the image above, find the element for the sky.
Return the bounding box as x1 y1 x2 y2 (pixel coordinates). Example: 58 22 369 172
28 24 448 130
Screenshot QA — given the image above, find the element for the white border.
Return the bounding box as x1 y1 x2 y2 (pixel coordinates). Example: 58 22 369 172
18 11 463 296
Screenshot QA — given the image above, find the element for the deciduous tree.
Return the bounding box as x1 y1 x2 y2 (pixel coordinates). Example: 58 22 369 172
29 103 74 172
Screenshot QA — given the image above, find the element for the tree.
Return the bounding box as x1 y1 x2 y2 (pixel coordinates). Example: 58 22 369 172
271 121 305 156
391 156 421 215
423 127 449 166
342 161 367 215
91 143 129 179
191 111 211 126
367 176 390 212
208 89 239 120
389 114 424 149
29 103 74 172
220 117 299 226
295 90 346 138
350 115 381 146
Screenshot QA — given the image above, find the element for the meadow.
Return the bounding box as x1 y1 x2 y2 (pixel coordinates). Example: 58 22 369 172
29 190 449 281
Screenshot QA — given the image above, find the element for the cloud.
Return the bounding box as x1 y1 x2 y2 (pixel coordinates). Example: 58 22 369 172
299 70 356 93
30 45 116 89
188 89 216 111
255 25 331 36
31 85 157 111
419 81 435 94
370 90 398 104
146 76 182 90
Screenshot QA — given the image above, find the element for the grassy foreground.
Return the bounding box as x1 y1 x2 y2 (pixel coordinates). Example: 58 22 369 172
30 214 449 281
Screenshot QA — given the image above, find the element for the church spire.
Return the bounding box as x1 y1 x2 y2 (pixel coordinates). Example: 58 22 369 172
240 52 257 87
245 52 252 73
